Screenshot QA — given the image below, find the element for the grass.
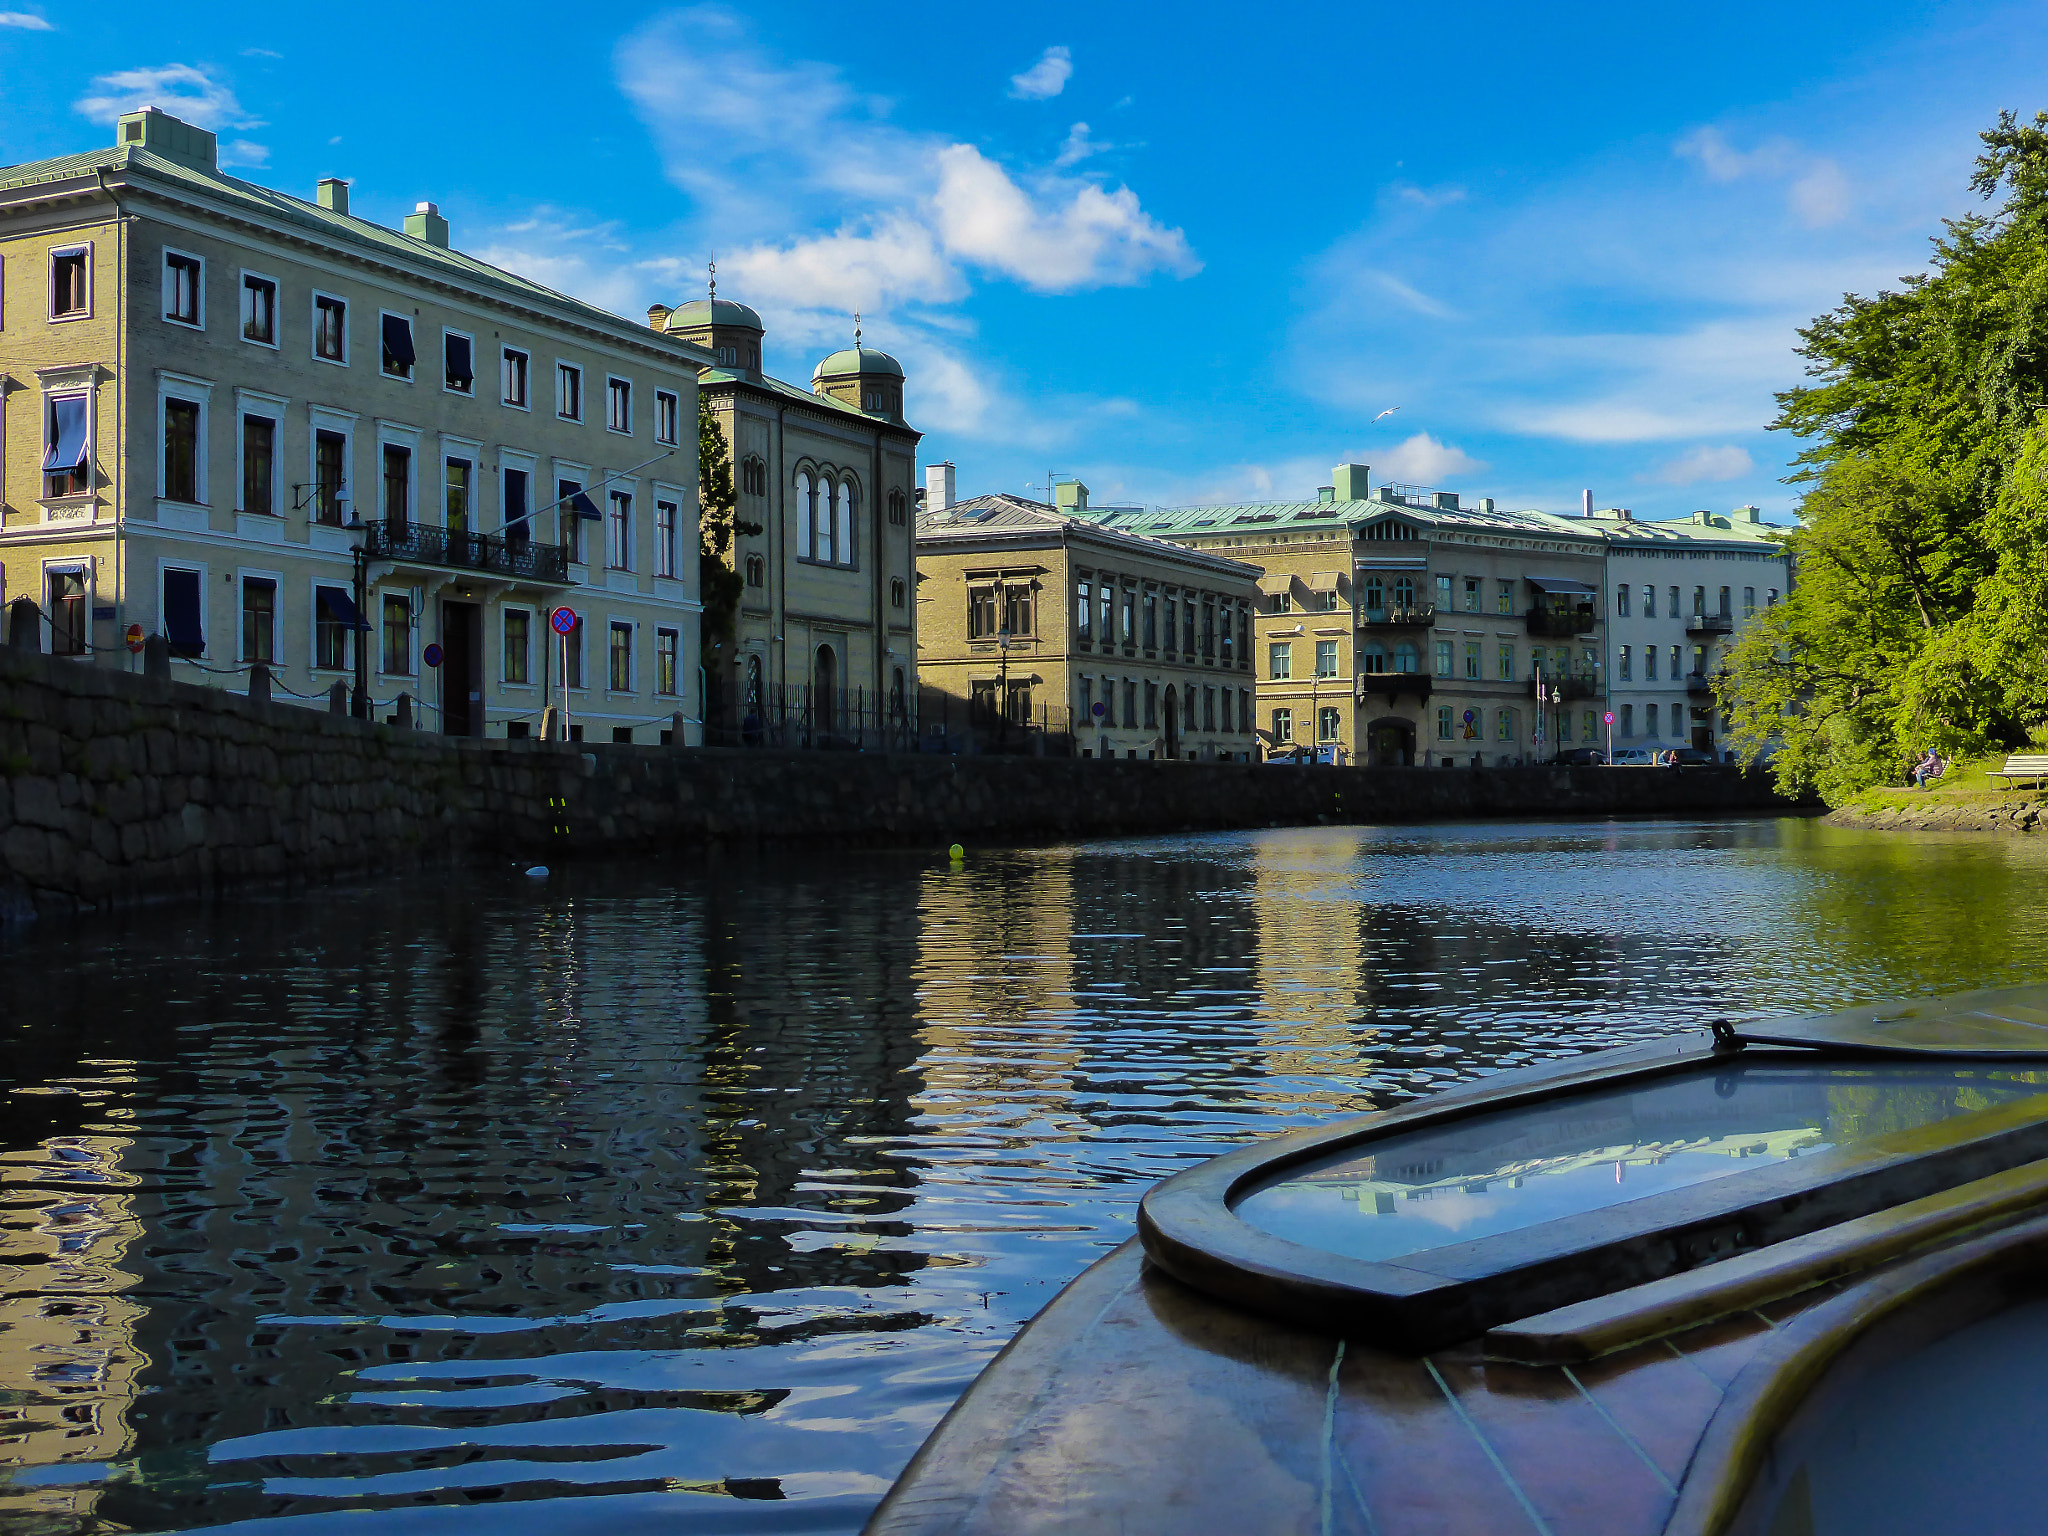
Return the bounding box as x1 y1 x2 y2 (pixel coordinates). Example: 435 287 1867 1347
1844 752 2047 814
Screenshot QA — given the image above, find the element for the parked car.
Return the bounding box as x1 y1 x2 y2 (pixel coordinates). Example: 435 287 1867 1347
1607 747 1657 767
1548 747 1605 766
1671 746 1717 766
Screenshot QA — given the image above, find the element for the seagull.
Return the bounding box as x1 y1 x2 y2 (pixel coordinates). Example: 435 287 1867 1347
1372 406 1402 424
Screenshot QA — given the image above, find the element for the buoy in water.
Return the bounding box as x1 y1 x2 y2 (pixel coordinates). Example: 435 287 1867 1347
525 865 550 879
948 843 965 860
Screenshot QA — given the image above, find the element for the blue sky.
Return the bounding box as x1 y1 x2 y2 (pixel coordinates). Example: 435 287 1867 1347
5 1 2048 519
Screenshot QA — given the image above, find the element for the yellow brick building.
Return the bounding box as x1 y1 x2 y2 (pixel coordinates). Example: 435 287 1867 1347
0 109 710 742
915 481 1261 758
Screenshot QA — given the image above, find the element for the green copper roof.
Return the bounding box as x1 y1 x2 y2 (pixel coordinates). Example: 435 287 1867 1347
699 364 920 435
667 297 764 331
812 345 903 381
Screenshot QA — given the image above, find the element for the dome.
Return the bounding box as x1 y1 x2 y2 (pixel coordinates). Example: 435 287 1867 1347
812 346 904 381
667 297 763 332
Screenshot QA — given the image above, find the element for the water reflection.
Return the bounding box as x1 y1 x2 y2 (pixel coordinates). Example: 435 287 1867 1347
2 817 2047 1533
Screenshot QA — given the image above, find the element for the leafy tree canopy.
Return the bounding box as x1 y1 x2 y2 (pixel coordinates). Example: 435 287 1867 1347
1724 110 2048 801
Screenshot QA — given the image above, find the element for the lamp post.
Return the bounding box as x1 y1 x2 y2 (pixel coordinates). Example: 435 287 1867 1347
996 627 1012 751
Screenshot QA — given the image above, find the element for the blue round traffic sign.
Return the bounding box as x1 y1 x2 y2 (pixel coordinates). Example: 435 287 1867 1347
549 606 579 636
1462 710 1476 724
1091 702 1106 717
422 643 444 668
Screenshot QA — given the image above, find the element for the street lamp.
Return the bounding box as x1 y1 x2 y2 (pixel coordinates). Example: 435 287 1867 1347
996 627 1012 750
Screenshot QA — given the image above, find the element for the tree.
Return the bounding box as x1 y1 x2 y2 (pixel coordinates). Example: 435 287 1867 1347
698 395 761 732
1723 110 2048 801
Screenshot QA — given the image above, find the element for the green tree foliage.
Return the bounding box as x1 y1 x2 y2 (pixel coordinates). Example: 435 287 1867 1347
698 396 761 719
1724 111 2048 801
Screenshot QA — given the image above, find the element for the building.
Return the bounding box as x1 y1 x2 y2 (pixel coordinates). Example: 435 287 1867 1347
915 475 1262 759
1081 466 1611 766
1596 505 1790 754
651 294 920 745
0 108 708 742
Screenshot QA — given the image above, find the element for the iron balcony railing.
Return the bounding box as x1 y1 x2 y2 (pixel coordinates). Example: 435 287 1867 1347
1686 671 1716 695
1526 607 1598 636
363 519 571 583
1357 603 1437 628
1356 670 1433 702
1686 612 1735 636
1527 673 1601 701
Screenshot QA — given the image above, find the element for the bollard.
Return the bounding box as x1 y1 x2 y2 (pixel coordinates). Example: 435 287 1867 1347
328 680 347 714
143 633 172 681
671 710 686 748
541 704 560 743
395 692 412 729
6 596 39 652
248 662 271 704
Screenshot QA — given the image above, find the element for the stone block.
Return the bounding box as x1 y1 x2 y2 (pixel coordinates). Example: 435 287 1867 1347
12 775 62 831
26 723 59 775
3 825 53 885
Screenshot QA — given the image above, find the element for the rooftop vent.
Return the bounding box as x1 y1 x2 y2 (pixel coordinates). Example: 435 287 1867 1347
926 462 956 513
317 178 351 215
404 201 450 248
1054 479 1090 513
1318 486 1336 504
1331 463 1371 501
115 107 217 170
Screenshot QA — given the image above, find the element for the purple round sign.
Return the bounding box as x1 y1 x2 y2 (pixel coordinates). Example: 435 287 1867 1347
422 643 444 669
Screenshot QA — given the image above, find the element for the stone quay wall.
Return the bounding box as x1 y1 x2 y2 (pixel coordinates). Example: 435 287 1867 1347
0 645 1805 919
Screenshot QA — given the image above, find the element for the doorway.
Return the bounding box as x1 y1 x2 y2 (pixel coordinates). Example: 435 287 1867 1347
814 644 839 735
441 600 483 737
1162 686 1179 759
1368 718 1415 767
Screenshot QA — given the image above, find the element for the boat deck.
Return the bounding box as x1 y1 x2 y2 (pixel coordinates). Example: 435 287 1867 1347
868 1238 1842 1536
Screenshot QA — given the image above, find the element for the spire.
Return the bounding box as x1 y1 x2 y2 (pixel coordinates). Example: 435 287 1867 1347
708 253 716 301
854 310 862 349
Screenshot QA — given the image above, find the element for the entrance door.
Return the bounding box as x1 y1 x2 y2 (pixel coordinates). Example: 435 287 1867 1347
441 600 483 737
814 644 839 735
1370 719 1414 767
1162 687 1179 759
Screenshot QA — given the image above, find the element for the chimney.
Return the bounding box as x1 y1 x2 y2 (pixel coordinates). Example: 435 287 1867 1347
647 303 674 331
1736 504 1761 523
1331 463 1370 501
403 201 449 248
1582 488 1592 518
317 178 351 215
1054 480 1090 513
1318 486 1336 504
1479 497 1495 514
925 461 955 513
115 107 217 170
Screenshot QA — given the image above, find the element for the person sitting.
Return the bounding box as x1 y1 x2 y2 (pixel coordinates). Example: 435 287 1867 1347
1911 750 1945 789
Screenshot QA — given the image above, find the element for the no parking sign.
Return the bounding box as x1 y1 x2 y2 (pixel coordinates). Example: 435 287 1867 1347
550 606 579 635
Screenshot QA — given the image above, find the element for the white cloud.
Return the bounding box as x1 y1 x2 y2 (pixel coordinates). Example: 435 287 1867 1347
1056 122 1106 168
1644 445 1756 485
1394 183 1468 210
1676 126 1851 228
0 11 54 28
219 140 269 169
1790 160 1851 227
1009 46 1072 101
73 63 263 131
1375 432 1488 483
241 47 282 59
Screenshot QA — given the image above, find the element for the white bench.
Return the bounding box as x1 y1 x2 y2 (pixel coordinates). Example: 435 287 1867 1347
1987 754 2048 790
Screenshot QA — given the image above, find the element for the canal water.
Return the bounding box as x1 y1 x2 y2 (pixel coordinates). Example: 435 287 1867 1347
4 815 2047 1534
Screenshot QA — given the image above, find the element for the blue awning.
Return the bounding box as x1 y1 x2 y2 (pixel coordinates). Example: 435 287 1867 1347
444 334 473 390
568 490 603 521
42 396 87 472
316 585 372 632
382 313 416 371
163 569 204 656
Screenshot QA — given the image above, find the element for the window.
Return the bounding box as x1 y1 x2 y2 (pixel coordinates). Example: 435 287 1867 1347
1434 639 1454 676
1126 680 1139 729
1497 580 1513 616
504 469 531 544
445 458 471 532
1319 589 1340 613
1394 641 1419 671
1464 640 1481 680
1768 588 1780 607
655 499 677 578
1144 590 1158 649
891 577 906 609
657 627 679 695
51 246 89 318
1269 641 1292 679
1121 588 1136 645
47 570 86 656
1670 644 1682 679
835 481 856 568
1643 584 1656 619
1101 676 1117 727
1273 708 1294 744
1744 586 1756 618
1619 645 1632 681
241 273 277 345
444 332 474 394
1183 597 1196 655
163 251 202 326
888 489 907 526
1693 585 1707 615
1393 576 1415 609
1692 645 1707 676
1615 583 1630 618
315 586 354 671
242 415 275 515
1497 709 1513 742
1316 639 1339 677
1075 576 1092 639
1434 573 1453 610
315 431 347 525
609 622 633 691
1270 589 1293 614
1078 676 1093 723
1583 710 1599 743
1004 584 1035 635
1099 583 1114 644
745 555 764 587
968 586 998 639
742 456 766 497
563 616 584 689
1203 686 1216 732
607 491 632 569
241 577 276 663
1463 577 1480 612
555 478 585 562
1363 575 1385 613
1558 709 1572 742
1719 585 1732 616
314 293 347 362
654 389 679 444
380 313 415 379
607 377 631 434
382 444 411 523
1361 643 1386 674
163 398 201 503
1668 586 1680 620
1436 705 1453 740
1318 706 1341 743
557 363 582 420
42 394 90 498
1647 702 1659 737
163 568 204 657
1143 680 1159 728
382 593 412 675
502 347 530 407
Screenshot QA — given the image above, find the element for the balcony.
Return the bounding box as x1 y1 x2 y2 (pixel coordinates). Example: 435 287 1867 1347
1686 672 1716 696
1527 673 1600 701
1526 606 1597 636
1357 603 1437 629
1686 612 1735 636
1356 670 1433 703
363 519 571 584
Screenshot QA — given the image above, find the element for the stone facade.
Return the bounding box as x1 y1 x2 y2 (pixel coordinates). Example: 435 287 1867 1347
0 642 1801 921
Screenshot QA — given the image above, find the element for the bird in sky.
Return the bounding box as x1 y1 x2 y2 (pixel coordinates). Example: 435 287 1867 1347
1372 406 1402 424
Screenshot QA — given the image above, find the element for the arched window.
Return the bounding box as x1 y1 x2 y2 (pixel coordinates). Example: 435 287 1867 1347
745 654 763 708
1394 575 1415 608
890 666 906 717
813 476 833 562
795 472 813 560
745 554 765 587
888 490 906 525
1393 641 1419 672
1362 643 1387 674
835 481 855 568
890 577 906 608
1363 576 1384 612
